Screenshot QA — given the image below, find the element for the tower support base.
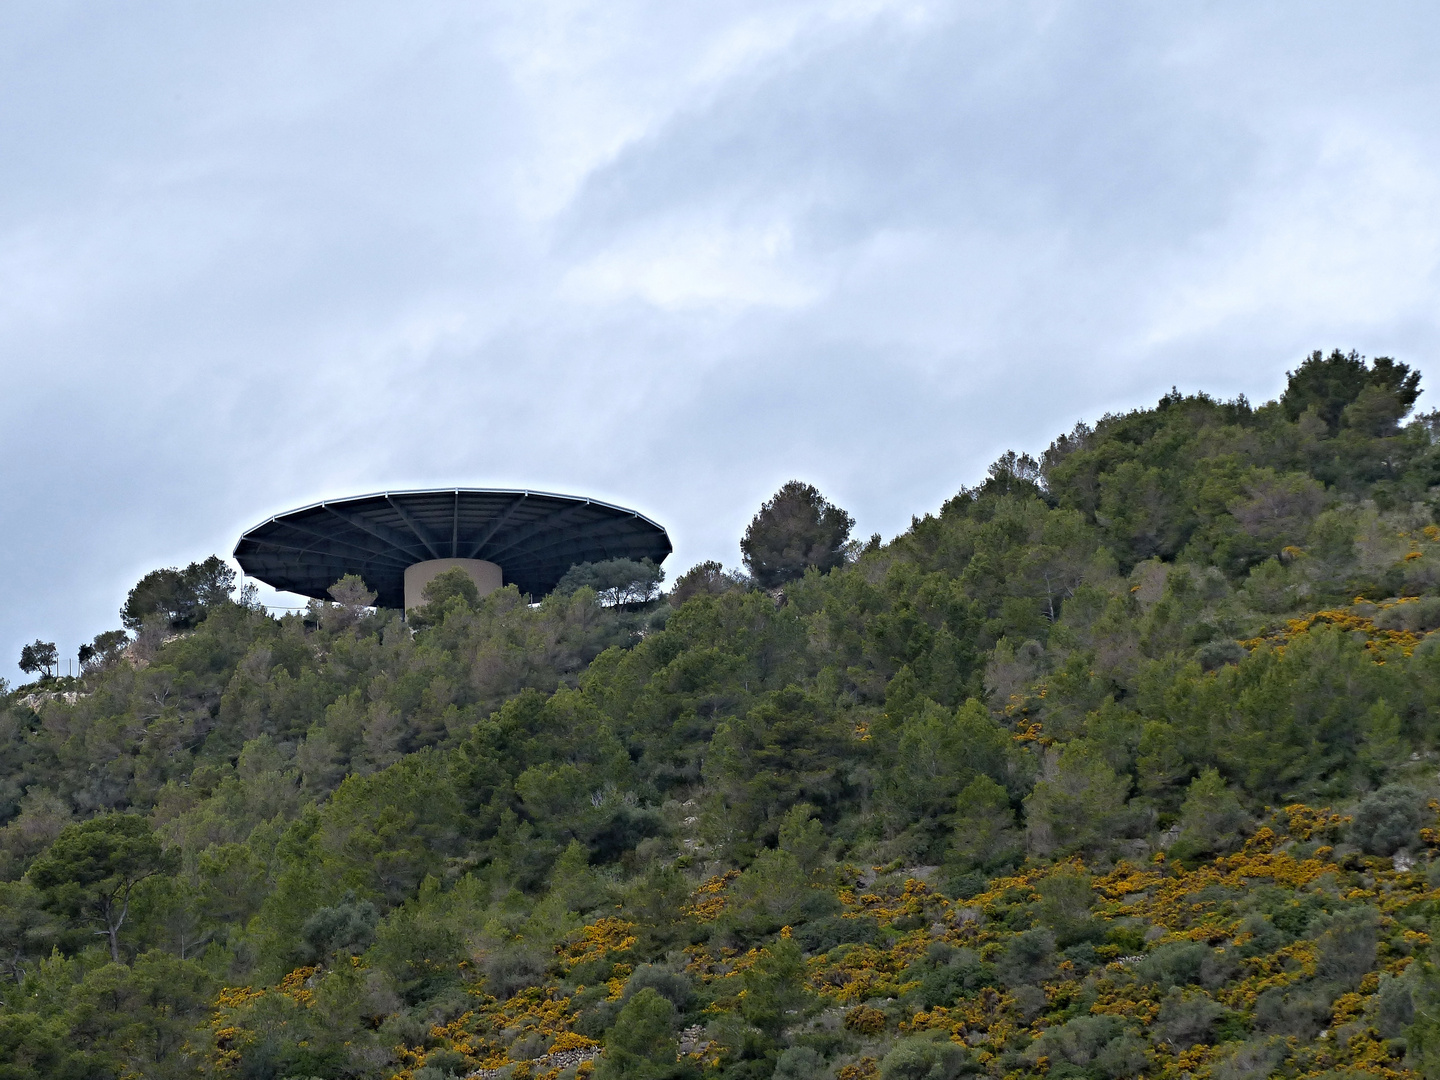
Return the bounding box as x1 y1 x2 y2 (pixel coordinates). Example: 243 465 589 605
404 559 503 610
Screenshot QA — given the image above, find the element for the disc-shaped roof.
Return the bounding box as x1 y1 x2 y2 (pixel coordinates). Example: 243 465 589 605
233 488 672 608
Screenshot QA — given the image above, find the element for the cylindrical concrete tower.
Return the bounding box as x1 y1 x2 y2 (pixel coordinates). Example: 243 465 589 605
403 559 503 610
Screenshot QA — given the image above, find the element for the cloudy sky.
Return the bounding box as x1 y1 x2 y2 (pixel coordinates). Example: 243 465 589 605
2 1 1438 674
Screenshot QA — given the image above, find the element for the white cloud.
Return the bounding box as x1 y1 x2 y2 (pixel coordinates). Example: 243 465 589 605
1143 121 1440 347
1 2 1440 668
561 217 819 309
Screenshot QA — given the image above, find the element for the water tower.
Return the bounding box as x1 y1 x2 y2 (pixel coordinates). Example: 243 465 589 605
234 488 671 609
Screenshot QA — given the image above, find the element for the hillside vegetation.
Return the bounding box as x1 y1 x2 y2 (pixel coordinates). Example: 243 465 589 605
7 350 1440 1079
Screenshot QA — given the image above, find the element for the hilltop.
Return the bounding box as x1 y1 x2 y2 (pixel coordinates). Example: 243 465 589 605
5 349 1440 1080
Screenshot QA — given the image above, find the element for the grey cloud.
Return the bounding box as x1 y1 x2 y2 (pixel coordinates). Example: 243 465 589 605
0 1 1437 672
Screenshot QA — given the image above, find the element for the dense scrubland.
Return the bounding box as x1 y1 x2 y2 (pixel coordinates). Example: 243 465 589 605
8 350 1440 1080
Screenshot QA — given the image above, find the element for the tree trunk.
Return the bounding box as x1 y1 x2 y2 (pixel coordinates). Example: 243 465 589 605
104 890 129 964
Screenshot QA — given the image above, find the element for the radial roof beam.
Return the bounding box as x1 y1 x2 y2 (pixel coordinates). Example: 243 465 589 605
263 517 413 566
322 505 431 563
501 517 647 569
384 496 443 561
482 502 595 562
465 493 528 559
450 490 460 558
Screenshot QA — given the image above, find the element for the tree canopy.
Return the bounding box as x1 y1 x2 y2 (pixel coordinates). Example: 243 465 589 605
1280 348 1421 434
741 480 854 587
556 557 666 606
17 640 57 679
120 555 236 631
28 815 176 962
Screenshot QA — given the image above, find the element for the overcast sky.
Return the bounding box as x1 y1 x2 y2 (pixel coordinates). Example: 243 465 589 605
2 2 1438 675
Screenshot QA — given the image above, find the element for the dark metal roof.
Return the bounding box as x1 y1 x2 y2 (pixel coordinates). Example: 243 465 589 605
233 488 672 608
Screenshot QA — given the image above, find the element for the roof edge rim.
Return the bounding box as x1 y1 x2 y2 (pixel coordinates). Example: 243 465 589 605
234 488 669 550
